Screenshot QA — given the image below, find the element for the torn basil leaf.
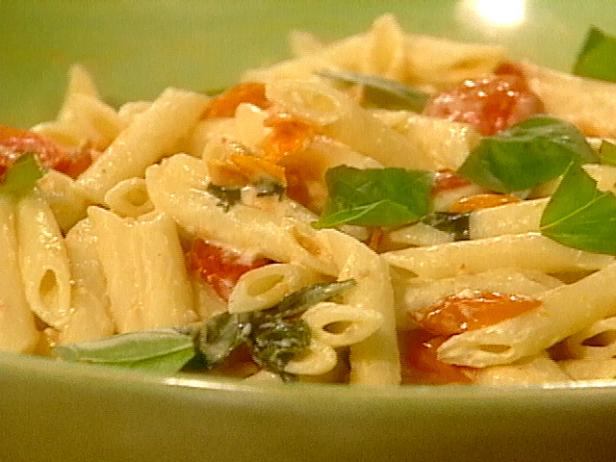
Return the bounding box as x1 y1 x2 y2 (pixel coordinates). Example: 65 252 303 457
0 153 45 198
263 279 357 320
317 69 430 112
540 163 616 254
573 26 616 82
53 330 195 374
197 279 356 379
458 116 598 193
207 183 242 211
251 318 311 382
199 312 251 368
314 166 433 228
599 140 616 166
422 212 470 241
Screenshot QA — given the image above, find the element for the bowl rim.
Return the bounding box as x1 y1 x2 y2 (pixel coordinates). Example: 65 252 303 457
6 351 616 410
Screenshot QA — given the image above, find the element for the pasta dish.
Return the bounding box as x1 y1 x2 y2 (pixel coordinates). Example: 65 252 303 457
3 15 616 386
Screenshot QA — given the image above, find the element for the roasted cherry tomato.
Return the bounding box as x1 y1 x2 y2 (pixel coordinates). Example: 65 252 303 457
411 290 541 337
203 82 270 119
0 124 92 180
400 331 473 384
187 239 270 300
423 71 544 136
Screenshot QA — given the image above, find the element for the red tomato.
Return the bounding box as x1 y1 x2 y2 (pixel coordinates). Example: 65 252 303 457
0 124 92 180
423 71 544 136
400 331 473 385
203 82 270 119
187 239 270 300
432 169 471 194
412 291 541 337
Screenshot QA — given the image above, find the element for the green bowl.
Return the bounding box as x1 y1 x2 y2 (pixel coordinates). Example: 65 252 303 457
2 1 616 461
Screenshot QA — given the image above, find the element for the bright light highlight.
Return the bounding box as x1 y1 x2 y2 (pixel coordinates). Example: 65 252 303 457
467 0 526 27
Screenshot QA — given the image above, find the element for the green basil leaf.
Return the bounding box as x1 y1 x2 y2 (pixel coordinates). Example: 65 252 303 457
314 166 433 228
251 318 311 381
317 69 430 112
54 330 195 374
198 312 251 368
0 153 45 198
207 183 242 211
422 212 470 241
540 163 616 254
573 26 616 82
599 140 616 166
458 116 597 193
262 279 357 320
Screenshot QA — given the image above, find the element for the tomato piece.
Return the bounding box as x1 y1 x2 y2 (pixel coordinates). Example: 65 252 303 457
52 147 93 179
412 290 541 337
423 73 544 136
187 239 270 300
449 193 521 213
262 112 315 163
0 124 92 180
203 82 270 119
400 331 473 384
493 62 525 78
432 169 472 194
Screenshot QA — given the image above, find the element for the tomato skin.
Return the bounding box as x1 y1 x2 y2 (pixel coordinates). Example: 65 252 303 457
432 169 471 194
448 193 521 213
412 291 541 337
203 82 270 119
400 331 473 385
423 72 544 136
0 125 92 180
187 239 270 300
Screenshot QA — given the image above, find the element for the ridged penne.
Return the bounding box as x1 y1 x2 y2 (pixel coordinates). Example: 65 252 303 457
88 207 197 332
0 197 39 352
384 233 613 278
59 218 114 344
78 88 208 203
145 153 337 276
438 261 616 368
16 192 72 328
228 263 322 314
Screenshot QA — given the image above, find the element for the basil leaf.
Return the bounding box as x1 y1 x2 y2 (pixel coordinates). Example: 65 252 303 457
422 212 470 241
573 26 616 82
314 166 433 228
317 69 430 112
458 116 597 193
199 312 251 368
0 153 44 198
262 279 357 320
207 183 242 211
251 318 311 382
54 330 195 374
540 163 616 254
599 140 616 166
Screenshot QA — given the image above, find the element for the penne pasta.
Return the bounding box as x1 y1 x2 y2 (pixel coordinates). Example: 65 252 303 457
59 218 114 344
78 88 208 203
0 197 39 352
438 262 616 368
89 207 197 332
16 192 73 328
384 233 613 279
